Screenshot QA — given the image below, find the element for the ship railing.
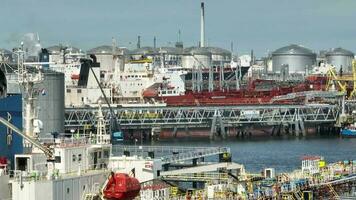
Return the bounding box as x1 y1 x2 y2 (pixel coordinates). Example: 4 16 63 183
161 147 229 164
114 145 216 154
10 162 110 182
161 172 230 182
38 136 90 147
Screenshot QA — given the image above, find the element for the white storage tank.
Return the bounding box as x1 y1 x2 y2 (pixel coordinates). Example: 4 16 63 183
158 47 183 67
129 46 158 60
182 47 212 69
206 47 231 65
272 44 316 74
325 47 354 73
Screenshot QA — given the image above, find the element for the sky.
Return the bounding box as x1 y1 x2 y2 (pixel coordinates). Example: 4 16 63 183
1 0 356 56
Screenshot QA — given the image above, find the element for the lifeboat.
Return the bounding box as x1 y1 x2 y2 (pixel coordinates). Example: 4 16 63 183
71 74 80 80
142 88 158 98
103 172 141 200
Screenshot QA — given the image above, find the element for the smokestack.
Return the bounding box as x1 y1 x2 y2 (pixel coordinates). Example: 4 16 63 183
153 36 156 48
137 36 141 49
200 2 205 47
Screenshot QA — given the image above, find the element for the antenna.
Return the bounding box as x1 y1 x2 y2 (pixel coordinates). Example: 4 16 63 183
112 37 117 55
175 30 183 48
178 29 181 42
153 36 156 48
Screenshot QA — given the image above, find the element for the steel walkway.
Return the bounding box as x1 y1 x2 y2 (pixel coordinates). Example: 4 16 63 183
161 162 244 176
65 104 339 130
310 174 356 187
112 145 230 165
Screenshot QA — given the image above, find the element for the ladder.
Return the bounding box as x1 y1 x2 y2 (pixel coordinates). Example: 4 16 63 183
293 190 303 200
327 184 340 199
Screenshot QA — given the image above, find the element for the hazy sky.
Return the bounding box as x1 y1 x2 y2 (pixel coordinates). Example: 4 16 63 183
1 0 356 56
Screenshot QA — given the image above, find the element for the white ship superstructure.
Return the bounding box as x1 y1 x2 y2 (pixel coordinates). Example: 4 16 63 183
47 45 85 86
0 50 114 200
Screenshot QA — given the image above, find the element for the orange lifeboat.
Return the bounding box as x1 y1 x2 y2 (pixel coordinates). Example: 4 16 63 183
142 88 158 98
103 172 141 200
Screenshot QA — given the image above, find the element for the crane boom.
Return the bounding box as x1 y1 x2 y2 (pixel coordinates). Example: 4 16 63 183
0 117 53 159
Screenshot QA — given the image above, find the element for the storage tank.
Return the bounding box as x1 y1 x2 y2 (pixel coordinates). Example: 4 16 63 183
325 48 354 73
182 47 212 68
157 47 183 67
37 70 65 134
272 44 316 74
129 46 158 60
206 47 231 65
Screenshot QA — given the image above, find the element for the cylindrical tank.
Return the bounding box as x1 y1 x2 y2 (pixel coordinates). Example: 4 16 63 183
129 46 158 60
182 47 211 68
272 44 316 74
37 70 65 134
158 47 183 67
206 47 231 65
325 48 354 73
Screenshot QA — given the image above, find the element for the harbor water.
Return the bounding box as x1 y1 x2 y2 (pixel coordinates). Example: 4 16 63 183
137 135 356 173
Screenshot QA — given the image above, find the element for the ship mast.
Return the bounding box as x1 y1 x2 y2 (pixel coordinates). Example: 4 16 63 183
15 46 44 150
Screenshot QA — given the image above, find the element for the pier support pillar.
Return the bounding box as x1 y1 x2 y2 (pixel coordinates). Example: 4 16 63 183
210 115 217 140
173 127 178 138
299 119 306 137
218 116 227 139
271 126 276 136
294 120 300 137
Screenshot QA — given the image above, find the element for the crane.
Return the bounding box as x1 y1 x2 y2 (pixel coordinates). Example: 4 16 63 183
349 60 356 99
0 117 53 159
326 61 356 99
326 66 347 95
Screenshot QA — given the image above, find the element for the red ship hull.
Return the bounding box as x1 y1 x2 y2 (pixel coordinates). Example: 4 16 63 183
147 77 328 106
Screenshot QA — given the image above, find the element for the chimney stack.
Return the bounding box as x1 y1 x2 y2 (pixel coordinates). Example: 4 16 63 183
200 2 205 47
137 36 141 49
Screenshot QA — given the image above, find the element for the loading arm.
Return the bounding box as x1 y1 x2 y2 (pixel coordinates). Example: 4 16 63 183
0 117 53 159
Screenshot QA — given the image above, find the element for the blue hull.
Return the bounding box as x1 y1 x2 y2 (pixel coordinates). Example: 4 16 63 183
341 129 356 137
0 94 23 167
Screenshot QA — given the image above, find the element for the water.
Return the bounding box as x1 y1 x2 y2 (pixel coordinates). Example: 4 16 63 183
142 135 356 173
